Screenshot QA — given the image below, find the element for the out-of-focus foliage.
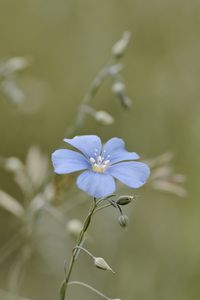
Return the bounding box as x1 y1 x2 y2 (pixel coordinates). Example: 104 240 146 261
0 56 30 104
0 0 199 300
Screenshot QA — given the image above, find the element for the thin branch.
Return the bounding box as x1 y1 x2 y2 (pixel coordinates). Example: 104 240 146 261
94 203 112 214
59 198 97 300
73 246 94 259
68 281 110 300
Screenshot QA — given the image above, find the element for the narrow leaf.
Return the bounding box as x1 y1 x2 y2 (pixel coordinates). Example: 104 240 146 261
0 190 25 218
26 146 49 189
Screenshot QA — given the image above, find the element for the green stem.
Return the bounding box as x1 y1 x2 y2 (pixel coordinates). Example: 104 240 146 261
73 246 95 259
60 198 97 300
68 281 111 300
94 203 112 214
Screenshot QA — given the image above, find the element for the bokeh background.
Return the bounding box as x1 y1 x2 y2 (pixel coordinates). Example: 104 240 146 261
0 1 200 300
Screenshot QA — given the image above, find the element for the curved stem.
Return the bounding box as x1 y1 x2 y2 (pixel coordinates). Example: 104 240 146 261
73 246 95 260
60 198 97 300
94 203 112 214
68 281 110 300
96 194 116 206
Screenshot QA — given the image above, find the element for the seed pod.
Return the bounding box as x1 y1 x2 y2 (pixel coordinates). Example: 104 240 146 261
118 215 129 228
118 94 132 109
116 195 134 206
112 82 125 94
112 82 132 109
94 110 114 125
94 257 115 273
112 31 131 58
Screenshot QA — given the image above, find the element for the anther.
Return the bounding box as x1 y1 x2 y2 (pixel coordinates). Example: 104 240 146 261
90 157 96 164
97 156 102 164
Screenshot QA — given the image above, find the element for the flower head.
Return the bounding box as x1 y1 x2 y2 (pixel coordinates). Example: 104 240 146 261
51 135 150 199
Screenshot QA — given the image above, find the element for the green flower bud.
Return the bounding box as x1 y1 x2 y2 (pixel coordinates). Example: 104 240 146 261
112 31 131 58
94 110 114 125
118 215 129 228
118 95 132 109
94 257 115 273
116 195 134 206
112 82 125 94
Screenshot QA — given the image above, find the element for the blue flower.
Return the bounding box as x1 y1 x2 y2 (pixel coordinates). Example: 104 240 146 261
51 135 150 199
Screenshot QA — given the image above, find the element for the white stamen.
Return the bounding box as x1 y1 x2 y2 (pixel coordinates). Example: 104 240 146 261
90 150 111 173
90 157 96 164
97 156 102 164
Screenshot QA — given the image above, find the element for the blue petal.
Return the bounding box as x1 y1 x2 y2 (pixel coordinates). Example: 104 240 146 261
76 170 116 198
107 161 150 188
103 138 140 164
52 149 90 174
64 135 102 159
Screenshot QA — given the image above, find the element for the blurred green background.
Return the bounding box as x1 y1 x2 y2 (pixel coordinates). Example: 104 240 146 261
0 0 200 299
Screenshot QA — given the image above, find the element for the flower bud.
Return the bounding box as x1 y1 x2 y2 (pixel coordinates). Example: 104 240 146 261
112 31 131 58
118 215 129 228
119 95 132 109
94 257 115 273
112 82 125 94
112 83 132 109
116 195 134 206
66 219 83 238
108 64 123 76
94 110 114 125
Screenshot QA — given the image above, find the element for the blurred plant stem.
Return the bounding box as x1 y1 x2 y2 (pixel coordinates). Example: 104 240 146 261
64 61 111 137
60 198 97 300
68 281 111 300
0 229 27 265
8 246 32 300
64 32 131 138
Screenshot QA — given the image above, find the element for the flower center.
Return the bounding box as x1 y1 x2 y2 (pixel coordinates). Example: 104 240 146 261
89 155 110 173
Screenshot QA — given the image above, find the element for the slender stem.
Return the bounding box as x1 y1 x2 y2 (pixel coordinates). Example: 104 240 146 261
96 194 116 206
60 198 97 299
73 246 95 259
8 246 31 297
94 203 112 214
68 281 110 300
